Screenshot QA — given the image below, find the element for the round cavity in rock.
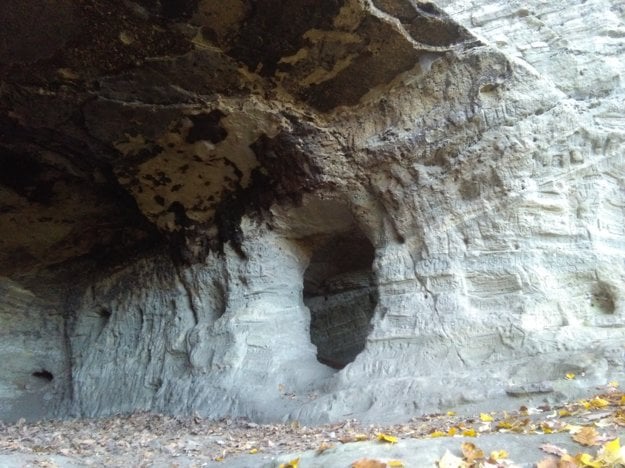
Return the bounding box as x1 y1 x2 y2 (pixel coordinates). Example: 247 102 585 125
303 229 377 370
32 369 54 381
590 282 615 314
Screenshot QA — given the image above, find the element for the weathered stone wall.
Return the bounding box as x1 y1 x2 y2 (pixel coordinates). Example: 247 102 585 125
0 0 624 423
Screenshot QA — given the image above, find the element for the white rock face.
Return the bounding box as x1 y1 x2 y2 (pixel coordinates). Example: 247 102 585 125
0 278 66 420
1 0 624 423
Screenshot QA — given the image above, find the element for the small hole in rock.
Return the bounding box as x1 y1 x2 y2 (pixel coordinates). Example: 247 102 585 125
98 307 112 319
32 370 54 381
591 282 615 314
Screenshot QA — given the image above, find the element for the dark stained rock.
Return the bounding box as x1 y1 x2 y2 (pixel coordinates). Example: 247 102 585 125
0 0 624 426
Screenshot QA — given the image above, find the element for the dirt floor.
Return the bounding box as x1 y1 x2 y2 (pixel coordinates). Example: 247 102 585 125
2 384 625 467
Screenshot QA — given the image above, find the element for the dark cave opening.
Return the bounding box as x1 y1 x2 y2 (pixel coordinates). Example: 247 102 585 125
303 230 377 369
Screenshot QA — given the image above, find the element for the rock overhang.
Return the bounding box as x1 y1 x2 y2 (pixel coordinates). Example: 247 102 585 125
0 0 624 424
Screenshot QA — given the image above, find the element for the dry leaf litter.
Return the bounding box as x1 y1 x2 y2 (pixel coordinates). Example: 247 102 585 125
1 384 625 467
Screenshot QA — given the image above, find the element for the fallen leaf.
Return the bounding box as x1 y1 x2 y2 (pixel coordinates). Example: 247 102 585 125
576 453 601 468
316 442 333 454
351 459 386 468
387 460 405 467
461 442 484 463
377 433 398 444
479 413 493 422
248 448 258 454
589 397 609 409
341 433 369 443
555 454 580 468
566 373 576 380
536 458 559 468
559 409 572 417
596 438 625 465
496 420 513 430
539 443 568 457
573 426 599 446
447 427 458 436
489 449 508 460
279 457 300 468
437 450 467 468
447 411 457 416
430 431 447 438
609 381 619 388
565 424 584 434
461 428 476 437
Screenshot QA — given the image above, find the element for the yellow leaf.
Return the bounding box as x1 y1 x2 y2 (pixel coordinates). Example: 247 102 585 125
462 428 477 437
249 448 258 454
377 433 398 444
573 426 599 446
387 460 405 467
479 413 493 422
541 423 553 434
603 437 620 454
579 400 591 410
565 373 576 380
590 397 610 409
496 420 513 430
597 438 625 464
214 457 224 462
355 433 369 441
461 442 484 462
279 457 300 468
620 395 625 406
609 381 619 388
576 453 601 468
447 427 458 436
558 409 572 417
447 411 457 416
430 431 446 438
490 450 508 460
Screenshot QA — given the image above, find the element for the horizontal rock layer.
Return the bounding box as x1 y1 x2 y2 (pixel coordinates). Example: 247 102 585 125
0 0 624 423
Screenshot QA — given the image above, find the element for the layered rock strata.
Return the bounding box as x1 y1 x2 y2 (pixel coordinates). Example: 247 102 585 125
0 0 624 422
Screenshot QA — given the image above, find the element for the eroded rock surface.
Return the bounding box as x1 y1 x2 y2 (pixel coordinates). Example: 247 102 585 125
0 0 624 423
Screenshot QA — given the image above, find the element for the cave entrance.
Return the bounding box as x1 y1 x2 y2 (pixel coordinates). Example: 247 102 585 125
303 229 377 370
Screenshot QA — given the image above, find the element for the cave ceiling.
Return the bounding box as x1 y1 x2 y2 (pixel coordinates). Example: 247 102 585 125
0 0 476 277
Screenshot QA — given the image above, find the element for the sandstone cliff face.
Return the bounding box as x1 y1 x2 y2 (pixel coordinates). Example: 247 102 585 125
1 0 624 423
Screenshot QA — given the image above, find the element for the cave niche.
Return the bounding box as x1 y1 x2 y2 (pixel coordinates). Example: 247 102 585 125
303 229 377 370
